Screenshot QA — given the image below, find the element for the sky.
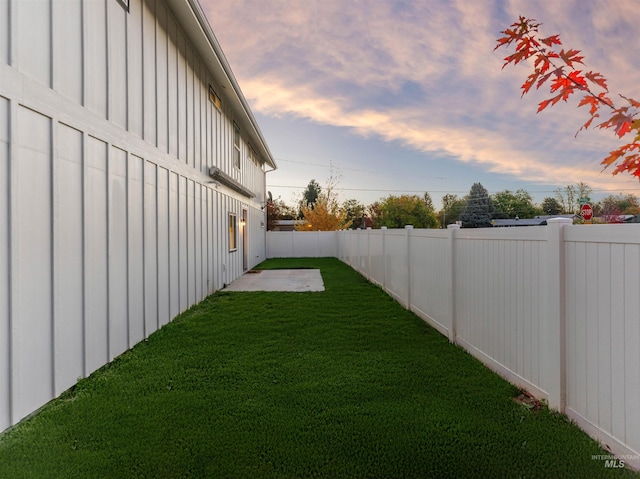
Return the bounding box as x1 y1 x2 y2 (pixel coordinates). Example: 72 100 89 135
202 0 640 210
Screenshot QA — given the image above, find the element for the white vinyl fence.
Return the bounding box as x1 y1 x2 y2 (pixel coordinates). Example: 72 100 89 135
267 230 338 258
267 223 640 469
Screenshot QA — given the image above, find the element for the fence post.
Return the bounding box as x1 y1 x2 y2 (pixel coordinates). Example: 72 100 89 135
381 227 387 291
447 224 460 343
366 227 372 281
546 217 572 412
405 225 413 309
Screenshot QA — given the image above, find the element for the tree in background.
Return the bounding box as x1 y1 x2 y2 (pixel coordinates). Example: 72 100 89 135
438 193 466 227
554 182 592 214
460 183 494 228
597 193 640 222
341 199 367 229
297 172 351 231
555 185 577 214
296 195 351 231
367 201 382 228
541 197 562 215
612 193 640 215
496 17 640 178
266 199 296 231
598 196 624 223
375 194 438 229
492 189 538 218
422 192 435 212
298 179 322 217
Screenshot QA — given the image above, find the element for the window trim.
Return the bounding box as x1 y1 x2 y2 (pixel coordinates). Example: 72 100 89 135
248 145 259 167
209 85 221 111
233 122 241 170
229 213 238 252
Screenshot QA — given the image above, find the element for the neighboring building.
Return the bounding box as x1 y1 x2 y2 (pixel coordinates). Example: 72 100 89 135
0 0 276 432
272 219 307 231
491 215 577 227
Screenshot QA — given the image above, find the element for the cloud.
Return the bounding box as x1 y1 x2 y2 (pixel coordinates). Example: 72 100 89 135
240 75 629 189
204 0 640 193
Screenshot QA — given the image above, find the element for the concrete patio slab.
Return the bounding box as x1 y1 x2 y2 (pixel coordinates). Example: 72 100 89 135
223 269 325 292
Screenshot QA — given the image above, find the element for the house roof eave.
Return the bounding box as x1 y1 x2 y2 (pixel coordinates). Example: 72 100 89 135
168 0 277 170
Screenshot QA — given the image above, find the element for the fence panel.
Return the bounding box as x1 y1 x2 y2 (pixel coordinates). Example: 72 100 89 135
408 230 452 337
369 230 385 287
317 232 339 258
564 225 640 459
267 231 294 258
384 229 409 306
453 228 549 397
357 231 370 278
267 231 338 258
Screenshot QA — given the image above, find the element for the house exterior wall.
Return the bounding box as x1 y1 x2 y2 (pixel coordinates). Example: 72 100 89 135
0 0 273 431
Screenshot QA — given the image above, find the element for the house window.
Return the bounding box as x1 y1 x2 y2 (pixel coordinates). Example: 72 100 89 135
209 85 221 110
233 123 241 170
116 0 130 12
229 213 238 251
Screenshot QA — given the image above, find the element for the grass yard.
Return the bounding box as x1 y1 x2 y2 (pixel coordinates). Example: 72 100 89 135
0 258 636 478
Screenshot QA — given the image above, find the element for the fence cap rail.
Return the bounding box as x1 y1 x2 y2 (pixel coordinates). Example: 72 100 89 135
546 217 573 225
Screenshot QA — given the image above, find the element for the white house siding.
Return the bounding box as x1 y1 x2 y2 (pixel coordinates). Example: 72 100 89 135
0 0 274 431
0 96 9 432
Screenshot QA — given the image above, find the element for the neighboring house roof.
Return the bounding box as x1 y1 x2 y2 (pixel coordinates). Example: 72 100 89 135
272 219 306 231
171 0 276 170
492 218 546 227
491 214 577 227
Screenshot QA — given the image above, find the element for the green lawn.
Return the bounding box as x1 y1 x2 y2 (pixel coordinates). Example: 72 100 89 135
0 258 636 478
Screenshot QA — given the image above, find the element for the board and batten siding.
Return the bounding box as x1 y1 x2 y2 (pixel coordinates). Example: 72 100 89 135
0 0 272 431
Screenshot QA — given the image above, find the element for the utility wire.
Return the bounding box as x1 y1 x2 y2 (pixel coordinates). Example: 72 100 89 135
274 157 451 180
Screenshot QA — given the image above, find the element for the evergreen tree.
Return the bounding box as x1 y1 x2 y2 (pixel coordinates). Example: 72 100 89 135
298 179 322 217
460 183 494 228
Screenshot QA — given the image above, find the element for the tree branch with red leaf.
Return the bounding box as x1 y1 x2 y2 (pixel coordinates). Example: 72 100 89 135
495 16 640 177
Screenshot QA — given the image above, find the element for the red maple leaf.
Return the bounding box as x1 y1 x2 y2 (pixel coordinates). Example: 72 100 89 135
585 71 608 91
578 95 600 116
540 34 561 47
549 76 574 97
567 70 587 89
621 95 640 109
559 48 584 67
